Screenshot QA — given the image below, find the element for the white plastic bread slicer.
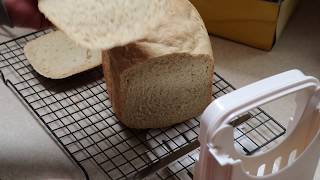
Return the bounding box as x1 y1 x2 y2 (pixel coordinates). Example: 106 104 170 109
194 70 320 180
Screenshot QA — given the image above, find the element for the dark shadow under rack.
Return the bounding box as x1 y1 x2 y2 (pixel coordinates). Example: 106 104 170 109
0 30 286 180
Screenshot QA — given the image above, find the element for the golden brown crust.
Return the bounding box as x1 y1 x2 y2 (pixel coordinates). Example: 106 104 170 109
107 43 151 73
102 51 123 119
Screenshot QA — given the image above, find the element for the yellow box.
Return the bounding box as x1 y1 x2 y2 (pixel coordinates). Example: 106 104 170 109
189 0 299 50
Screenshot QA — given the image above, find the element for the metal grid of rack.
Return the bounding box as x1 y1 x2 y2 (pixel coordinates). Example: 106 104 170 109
147 150 199 180
0 30 286 180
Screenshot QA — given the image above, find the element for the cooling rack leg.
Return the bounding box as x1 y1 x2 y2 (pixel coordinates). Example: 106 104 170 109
0 70 5 84
80 166 90 180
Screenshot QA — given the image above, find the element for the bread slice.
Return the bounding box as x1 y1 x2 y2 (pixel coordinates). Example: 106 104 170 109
38 0 169 50
24 31 101 79
102 0 214 128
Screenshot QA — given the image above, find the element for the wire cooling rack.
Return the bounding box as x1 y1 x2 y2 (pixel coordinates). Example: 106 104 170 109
0 30 286 180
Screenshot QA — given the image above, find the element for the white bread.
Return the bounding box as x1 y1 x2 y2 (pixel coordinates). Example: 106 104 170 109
38 0 168 50
102 0 214 128
24 31 101 79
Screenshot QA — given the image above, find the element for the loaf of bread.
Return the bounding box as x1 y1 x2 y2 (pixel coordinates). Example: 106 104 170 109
102 1 214 128
24 31 101 79
39 0 214 128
